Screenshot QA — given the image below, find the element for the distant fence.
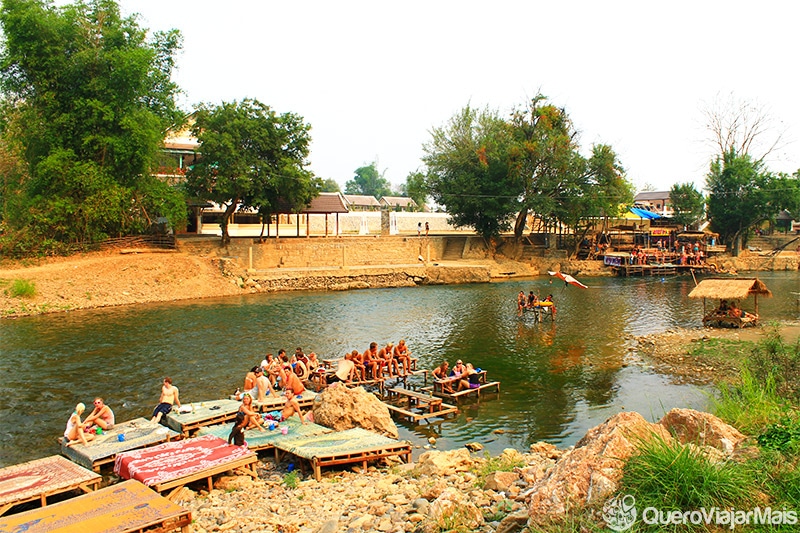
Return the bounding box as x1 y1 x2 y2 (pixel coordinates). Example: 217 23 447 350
96 235 176 251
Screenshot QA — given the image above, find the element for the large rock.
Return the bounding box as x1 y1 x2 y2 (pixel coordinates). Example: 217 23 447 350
428 487 484 531
527 411 672 516
657 408 746 454
312 384 398 438
416 448 475 477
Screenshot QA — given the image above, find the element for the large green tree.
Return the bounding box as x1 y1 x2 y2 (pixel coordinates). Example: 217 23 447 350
0 0 184 252
186 98 317 244
424 105 519 240
706 150 799 254
344 161 392 198
669 182 705 229
400 170 429 211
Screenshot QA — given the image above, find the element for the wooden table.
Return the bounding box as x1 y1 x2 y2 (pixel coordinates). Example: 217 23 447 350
429 371 500 400
384 387 458 422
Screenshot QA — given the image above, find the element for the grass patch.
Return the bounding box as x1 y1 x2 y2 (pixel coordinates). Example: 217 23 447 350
283 471 299 489
471 451 526 488
4 278 36 298
620 435 753 516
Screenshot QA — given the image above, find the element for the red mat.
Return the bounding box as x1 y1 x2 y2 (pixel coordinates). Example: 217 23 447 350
114 435 252 487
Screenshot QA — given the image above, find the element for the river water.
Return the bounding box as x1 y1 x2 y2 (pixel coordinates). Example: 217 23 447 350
1 272 797 467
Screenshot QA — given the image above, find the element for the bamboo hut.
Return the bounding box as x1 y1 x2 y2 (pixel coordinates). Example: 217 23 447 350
688 278 772 328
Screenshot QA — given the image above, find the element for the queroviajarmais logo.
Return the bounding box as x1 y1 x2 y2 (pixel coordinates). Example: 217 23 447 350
603 494 637 531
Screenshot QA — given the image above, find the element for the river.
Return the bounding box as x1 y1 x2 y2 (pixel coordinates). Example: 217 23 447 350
1 272 797 467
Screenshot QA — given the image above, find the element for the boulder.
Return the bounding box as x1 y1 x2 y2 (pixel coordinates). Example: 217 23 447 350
428 487 484 531
657 408 746 455
527 411 672 516
312 384 397 438
484 471 520 492
417 448 475 477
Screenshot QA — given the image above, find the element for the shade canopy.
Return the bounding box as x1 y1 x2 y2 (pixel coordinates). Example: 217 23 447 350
688 278 772 300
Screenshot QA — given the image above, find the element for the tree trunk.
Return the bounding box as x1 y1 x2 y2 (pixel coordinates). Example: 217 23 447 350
514 208 528 240
220 200 238 245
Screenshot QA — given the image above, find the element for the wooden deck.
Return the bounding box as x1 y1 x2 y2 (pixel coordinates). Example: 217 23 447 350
60 417 179 472
0 455 101 517
197 418 333 457
253 390 317 413
0 480 191 533
164 399 241 437
702 313 758 328
383 388 458 423
427 371 501 400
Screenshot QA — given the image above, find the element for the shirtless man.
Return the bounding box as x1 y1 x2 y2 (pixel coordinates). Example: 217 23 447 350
254 367 278 402
279 364 306 396
152 377 181 424
393 339 412 375
352 349 367 380
281 388 307 425
362 342 380 380
517 291 526 316
83 397 115 431
377 342 398 378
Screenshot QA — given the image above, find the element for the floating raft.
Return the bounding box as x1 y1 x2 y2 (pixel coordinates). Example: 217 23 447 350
276 427 412 481
383 387 458 423
0 455 101 517
197 417 333 456
114 435 257 494
165 399 241 437
60 417 178 472
0 479 191 533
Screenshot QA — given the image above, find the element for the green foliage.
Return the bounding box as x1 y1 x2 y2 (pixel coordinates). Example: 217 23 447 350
344 161 392 198
319 178 341 193
746 328 800 401
471 451 526 488
186 98 317 244
283 471 299 489
401 170 429 211
620 434 754 516
669 182 705 229
4 278 35 298
0 0 185 253
758 415 800 453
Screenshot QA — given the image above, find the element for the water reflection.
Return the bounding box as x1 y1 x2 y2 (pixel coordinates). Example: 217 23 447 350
0 272 797 467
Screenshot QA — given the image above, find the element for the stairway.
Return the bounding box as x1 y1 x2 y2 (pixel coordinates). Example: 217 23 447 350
442 237 467 260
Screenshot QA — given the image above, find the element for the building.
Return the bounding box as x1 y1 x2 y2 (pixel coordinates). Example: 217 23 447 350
634 191 672 216
343 195 381 211
379 196 418 211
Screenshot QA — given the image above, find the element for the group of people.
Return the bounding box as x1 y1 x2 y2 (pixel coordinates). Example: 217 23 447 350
517 291 555 317
324 340 414 385
236 348 312 402
715 300 757 320
431 359 482 394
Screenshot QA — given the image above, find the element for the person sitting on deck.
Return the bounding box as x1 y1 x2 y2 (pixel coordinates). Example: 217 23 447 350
457 363 482 391
544 294 557 316
235 366 259 400
83 397 115 432
393 340 412 375
450 359 466 377
281 388 308 425
239 394 265 432
64 402 95 447
362 342 381 380
254 366 279 402
279 363 307 396
526 291 537 308
351 349 367 381
432 361 455 393
378 341 399 377
228 412 247 447
327 352 356 384
151 377 180 424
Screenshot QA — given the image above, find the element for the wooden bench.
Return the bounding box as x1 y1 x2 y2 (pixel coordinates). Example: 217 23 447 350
384 387 458 422
430 371 500 400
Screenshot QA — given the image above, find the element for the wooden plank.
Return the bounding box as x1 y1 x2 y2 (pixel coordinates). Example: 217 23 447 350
164 399 241 437
150 454 258 493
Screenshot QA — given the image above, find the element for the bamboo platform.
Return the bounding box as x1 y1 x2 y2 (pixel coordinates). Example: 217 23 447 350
383 387 458 423
275 427 412 481
0 479 191 533
197 417 333 456
253 390 317 413
0 455 101 517
60 417 179 472
164 399 241 437
114 435 257 495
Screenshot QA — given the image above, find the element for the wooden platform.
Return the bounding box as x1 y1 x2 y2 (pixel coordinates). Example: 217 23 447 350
253 390 317 413
384 387 458 423
165 399 241 437
0 455 101 517
114 435 257 494
60 417 179 472
0 479 191 533
702 314 758 328
197 417 333 455
428 371 501 400
275 427 412 481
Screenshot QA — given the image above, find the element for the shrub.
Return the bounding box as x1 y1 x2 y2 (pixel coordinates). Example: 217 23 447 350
283 471 299 489
7 278 36 298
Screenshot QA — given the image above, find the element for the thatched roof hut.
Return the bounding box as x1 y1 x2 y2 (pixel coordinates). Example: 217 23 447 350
688 278 772 316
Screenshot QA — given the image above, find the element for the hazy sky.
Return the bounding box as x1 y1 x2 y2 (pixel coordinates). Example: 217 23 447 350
121 1 799 193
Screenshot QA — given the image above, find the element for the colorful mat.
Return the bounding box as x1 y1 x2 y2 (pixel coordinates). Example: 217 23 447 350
164 399 241 435
0 455 100 513
0 480 190 533
114 435 254 488
60 417 178 471
197 417 332 451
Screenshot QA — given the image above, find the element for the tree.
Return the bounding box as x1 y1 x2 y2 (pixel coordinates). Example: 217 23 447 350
669 182 705 229
0 0 185 252
423 105 520 241
344 161 392 198
702 92 785 163
186 99 317 244
400 170 429 211
319 178 341 193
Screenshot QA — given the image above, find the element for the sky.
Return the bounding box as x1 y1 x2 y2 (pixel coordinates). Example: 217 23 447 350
120 0 799 194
